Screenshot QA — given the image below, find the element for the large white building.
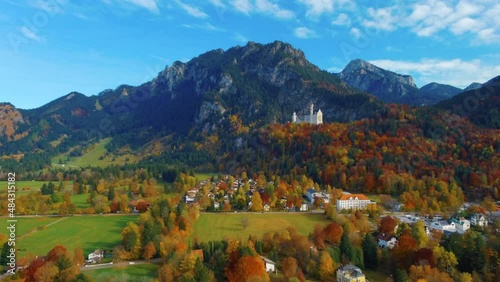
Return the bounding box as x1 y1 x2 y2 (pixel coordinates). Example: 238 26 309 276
337 194 373 211
292 104 323 125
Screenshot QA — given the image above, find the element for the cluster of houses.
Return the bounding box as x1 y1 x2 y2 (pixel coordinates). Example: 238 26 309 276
183 174 378 213
376 212 489 250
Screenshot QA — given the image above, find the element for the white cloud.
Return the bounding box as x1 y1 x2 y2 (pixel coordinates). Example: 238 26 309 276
368 58 500 88
255 0 294 19
294 26 316 39
363 6 399 31
125 0 159 13
101 0 159 13
233 32 248 43
31 0 64 15
232 0 252 14
208 0 225 8
176 0 208 18
361 0 499 44
297 0 334 16
350 27 361 38
331 13 350 26
181 22 223 31
20 26 42 42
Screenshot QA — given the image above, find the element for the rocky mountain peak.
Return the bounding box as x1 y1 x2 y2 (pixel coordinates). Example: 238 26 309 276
338 59 418 103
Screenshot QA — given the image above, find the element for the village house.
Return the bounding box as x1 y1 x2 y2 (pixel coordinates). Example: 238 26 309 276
87 249 104 263
260 256 277 274
430 220 456 232
468 213 488 227
337 194 373 211
451 218 471 234
336 264 366 282
305 189 331 205
377 234 398 249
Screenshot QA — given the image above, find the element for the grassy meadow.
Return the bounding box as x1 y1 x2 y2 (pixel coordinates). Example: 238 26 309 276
0 215 139 256
84 263 158 282
51 138 139 168
0 181 71 195
191 212 329 242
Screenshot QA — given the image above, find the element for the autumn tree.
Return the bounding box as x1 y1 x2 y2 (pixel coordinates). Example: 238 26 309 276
393 231 417 270
228 255 270 282
411 220 429 248
73 247 85 266
143 242 156 261
121 222 142 259
33 261 59 282
250 192 264 212
432 245 457 273
318 251 335 282
408 265 453 282
379 216 397 235
323 223 343 244
282 257 299 279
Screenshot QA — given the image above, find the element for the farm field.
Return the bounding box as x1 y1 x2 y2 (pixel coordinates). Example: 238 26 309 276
51 137 139 168
191 212 330 242
0 215 139 256
84 263 158 282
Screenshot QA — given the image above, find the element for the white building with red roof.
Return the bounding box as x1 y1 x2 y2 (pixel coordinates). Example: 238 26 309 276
337 193 374 211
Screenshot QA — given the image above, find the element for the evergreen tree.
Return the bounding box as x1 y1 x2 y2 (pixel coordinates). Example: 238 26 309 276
362 233 378 269
0 242 10 265
394 268 409 282
194 258 212 282
340 231 352 262
108 187 116 201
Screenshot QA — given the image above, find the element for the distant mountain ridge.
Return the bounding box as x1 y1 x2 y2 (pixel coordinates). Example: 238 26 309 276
338 59 470 105
0 41 383 157
338 59 419 104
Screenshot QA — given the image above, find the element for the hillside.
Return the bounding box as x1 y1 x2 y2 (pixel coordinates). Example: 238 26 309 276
435 76 500 128
0 41 384 171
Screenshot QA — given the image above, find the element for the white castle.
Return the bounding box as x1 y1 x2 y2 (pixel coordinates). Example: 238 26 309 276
292 104 323 125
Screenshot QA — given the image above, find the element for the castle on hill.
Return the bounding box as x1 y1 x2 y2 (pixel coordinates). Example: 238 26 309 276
292 104 323 125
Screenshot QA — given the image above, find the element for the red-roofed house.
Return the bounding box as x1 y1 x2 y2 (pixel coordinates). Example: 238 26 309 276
337 194 373 211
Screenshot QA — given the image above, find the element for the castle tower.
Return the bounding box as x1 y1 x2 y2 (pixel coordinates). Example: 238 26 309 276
317 109 323 124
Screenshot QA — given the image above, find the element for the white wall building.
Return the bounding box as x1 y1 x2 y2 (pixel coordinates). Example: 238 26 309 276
292 104 323 125
337 194 373 211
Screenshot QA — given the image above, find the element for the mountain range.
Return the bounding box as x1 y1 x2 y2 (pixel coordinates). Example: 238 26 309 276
338 59 468 105
0 41 498 168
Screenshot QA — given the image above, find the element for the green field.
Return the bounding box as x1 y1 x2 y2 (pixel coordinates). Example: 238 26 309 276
84 263 158 282
0 215 139 256
2 217 61 237
51 138 139 168
71 193 91 209
0 181 70 195
194 172 216 182
191 213 330 242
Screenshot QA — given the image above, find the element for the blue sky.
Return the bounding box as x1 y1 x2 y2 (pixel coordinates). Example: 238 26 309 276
1 0 499 109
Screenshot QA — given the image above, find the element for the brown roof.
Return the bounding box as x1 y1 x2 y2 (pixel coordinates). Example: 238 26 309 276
338 194 370 201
